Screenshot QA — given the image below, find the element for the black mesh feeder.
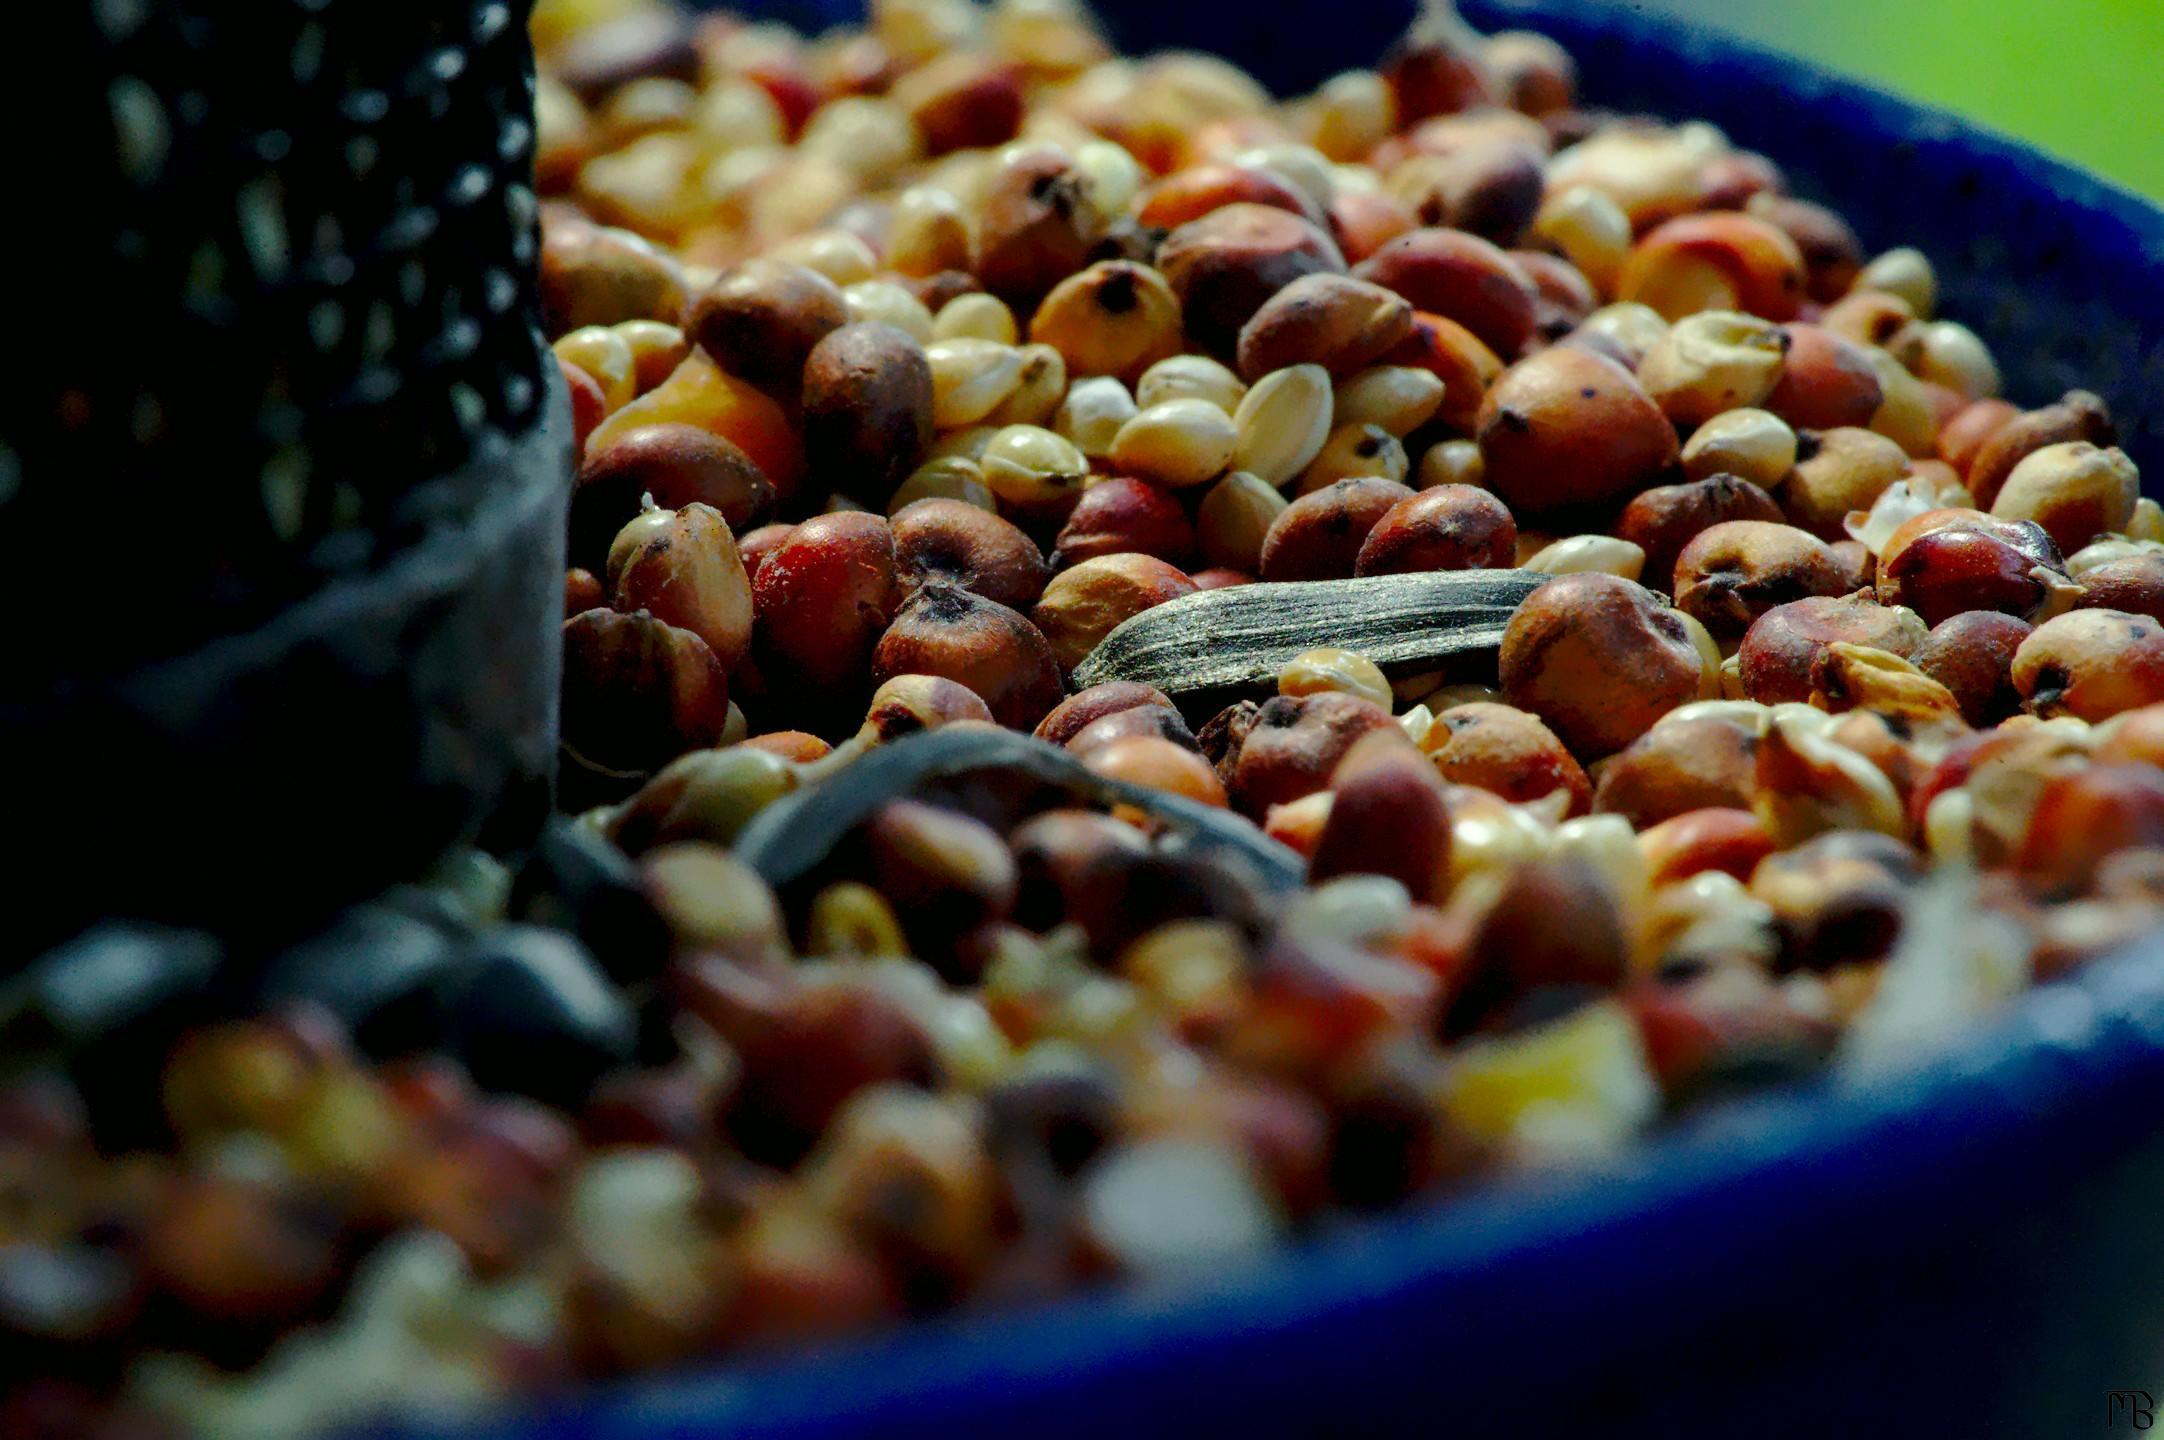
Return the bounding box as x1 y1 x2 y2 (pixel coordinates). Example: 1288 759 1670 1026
4 2 571 956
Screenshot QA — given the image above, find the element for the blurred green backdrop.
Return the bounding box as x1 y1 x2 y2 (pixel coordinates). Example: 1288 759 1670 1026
1641 0 2164 199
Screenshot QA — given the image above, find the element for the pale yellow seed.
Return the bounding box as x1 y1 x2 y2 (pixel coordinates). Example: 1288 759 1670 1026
807 881 911 957
1681 407 1797 487
1332 365 1445 437
1136 353 1246 413
933 292 1021 344
1532 184 1631 295
929 424 1001 462
888 184 972 277
2130 498 2164 544
981 424 1092 505
1111 398 1238 488
925 339 1027 428
1231 364 1333 486
842 280 935 343
1414 680 1503 712
767 228 878 286
694 79 786 151
1573 301 1670 368
1913 320 2000 401
1306 69 1393 161
553 326 636 412
1638 310 1787 429
1417 438 1485 490
986 343 1068 427
1521 535 1646 579
888 457 998 514
1298 421 1407 493
609 319 689 393
1073 138 1145 224
1279 647 1393 709
1196 470 1288 572
1857 246 1936 318
1056 375 1139 460
1860 347 1939 458
797 97 922 184
1232 143 1336 214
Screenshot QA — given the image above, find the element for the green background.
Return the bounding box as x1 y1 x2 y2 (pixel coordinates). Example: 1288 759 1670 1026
1645 0 2164 199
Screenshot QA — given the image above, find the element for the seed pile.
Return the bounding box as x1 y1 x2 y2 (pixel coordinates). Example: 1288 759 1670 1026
15 1 2164 1434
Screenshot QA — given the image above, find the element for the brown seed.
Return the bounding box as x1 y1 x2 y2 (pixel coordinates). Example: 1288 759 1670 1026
562 608 731 774
540 213 690 334
1749 830 1918 972
1510 249 1598 339
1937 397 2020 475
1032 553 1199 673
1259 477 1417 582
891 498 1050 611
1989 441 2140 555
739 523 794 581
1028 262 1185 384
609 502 756 672
683 257 849 390
863 800 1018 969
1615 474 1786 593
2013 609 2164 722
1498 573 1712 757
572 423 774 570
1744 194 1864 303
1449 853 1627 1035
751 512 903 693
1353 228 1539 359
1382 6 1497 123
1354 485 1517 575
972 146 1106 309
1779 426 1911 540
1034 682 1183 749
1617 212 1807 323
2075 554 2164 624
858 674 997 745
1486 30 1577 115
1066 703 1199 757
1393 140 1547 249
1593 715 1761 829
891 52 1025 155
566 567 604 616
1762 323 1883 432
1821 288 1922 359
1913 611 2032 727
1874 507 2065 626
1476 347 1679 518
1671 520 1852 639
1424 702 1590 813
801 322 937 498
1965 389 2116 509
1309 733 1455 901
1235 274 1414 381
1229 692 1399 816
870 583 1065 730
1085 736 1228 807
1136 163 1329 232
1155 203 1347 360
1329 187 1419 265
1736 593 1928 704
1383 311 1504 431
1053 477 1196 570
